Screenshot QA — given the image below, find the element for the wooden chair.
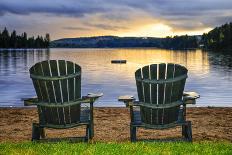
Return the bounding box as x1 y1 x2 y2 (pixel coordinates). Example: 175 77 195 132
24 60 102 142
119 63 199 142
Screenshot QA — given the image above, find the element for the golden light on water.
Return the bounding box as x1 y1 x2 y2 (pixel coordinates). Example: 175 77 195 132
50 48 210 79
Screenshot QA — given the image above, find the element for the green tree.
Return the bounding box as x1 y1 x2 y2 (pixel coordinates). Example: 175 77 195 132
10 30 17 48
2 27 10 48
44 33 50 47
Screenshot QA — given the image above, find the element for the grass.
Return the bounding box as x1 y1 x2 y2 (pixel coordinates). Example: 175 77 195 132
0 141 232 155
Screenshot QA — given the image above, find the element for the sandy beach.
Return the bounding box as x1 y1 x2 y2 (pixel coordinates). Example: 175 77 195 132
0 107 231 142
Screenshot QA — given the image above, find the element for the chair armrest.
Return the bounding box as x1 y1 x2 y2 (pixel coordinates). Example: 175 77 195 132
82 93 103 102
23 97 38 106
183 91 200 104
118 95 135 102
118 95 136 107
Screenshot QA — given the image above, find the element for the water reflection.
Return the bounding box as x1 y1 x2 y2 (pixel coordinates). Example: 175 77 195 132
0 48 232 107
0 49 50 106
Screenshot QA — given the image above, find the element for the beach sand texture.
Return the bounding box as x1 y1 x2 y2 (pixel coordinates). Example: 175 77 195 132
0 107 231 142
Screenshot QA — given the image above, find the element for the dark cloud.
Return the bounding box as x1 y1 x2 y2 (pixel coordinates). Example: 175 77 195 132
84 23 128 31
63 26 91 31
0 0 109 17
0 0 231 33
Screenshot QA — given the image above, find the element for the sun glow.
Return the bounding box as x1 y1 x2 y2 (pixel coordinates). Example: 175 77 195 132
118 23 173 37
118 23 213 38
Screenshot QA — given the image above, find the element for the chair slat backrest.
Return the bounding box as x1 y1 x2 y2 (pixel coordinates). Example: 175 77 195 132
29 60 82 126
135 63 188 125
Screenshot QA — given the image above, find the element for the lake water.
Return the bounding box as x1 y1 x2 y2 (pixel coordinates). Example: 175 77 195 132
0 48 232 107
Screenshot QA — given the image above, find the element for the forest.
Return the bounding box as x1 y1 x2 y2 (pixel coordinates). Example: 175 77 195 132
201 22 232 51
0 27 50 48
51 35 199 49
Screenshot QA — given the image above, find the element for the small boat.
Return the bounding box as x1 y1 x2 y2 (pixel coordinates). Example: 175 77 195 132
111 60 127 64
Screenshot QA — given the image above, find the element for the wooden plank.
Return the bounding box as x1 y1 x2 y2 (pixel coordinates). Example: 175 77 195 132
149 64 158 125
50 60 62 103
142 65 150 103
149 64 158 104
57 107 65 125
58 60 68 102
175 65 188 100
70 104 81 123
48 107 60 124
157 63 166 125
41 61 56 103
165 64 175 104
30 66 43 101
140 106 151 124
75 64 81 99
158 63 166 104
168 64 187 124
162 63 174 124
135 69 144 102
171 64 187 102
67 61 75 101
32 78 43 101
34 62 49 102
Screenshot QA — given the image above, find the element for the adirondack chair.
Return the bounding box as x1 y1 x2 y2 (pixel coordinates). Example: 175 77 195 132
119 63 200 142
24 60 103 142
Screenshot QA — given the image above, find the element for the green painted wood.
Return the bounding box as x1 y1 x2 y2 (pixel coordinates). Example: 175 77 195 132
149 64 159 125
164 64 175 104
30 60 82 126
135 63 188 126
158 63 166 104
150 64 158 104
75 64 81 100
142 66 150 103
135 69 144 102
175 65 188 100
132 63 191 141
162 64 174 124
50 60 62 103
58 60 68 103
67 61 75 101
35 62 49 102
28 60 94 141
31 79 43 101
141 66 151 125
171 64 187 102
41 61 56 103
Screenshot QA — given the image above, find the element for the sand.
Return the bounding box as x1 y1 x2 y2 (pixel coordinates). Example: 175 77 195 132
0 107 231 142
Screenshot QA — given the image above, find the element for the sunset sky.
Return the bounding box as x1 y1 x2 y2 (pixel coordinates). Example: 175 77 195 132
0 0 231 40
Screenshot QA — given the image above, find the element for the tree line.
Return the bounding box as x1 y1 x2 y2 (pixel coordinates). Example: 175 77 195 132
0 27 50 48
51 35 199 49
163 35 198 49
201 22 232 51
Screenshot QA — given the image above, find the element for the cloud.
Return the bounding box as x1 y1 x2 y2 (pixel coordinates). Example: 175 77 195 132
63 26 91 31
0 0 231 38
0 0 109 17
84 23 128 31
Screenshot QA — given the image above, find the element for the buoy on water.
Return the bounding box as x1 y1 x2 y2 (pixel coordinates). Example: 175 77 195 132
111 60 127 64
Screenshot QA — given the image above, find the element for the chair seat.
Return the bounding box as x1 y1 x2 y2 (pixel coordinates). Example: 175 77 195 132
132 107 185 128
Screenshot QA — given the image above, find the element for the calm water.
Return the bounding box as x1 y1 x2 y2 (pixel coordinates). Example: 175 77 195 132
0 48 232 107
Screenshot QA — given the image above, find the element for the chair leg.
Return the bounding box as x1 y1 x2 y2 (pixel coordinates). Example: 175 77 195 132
40 127 45 139
182 122 192 142
89 122 94 140
130 125 136 142
32 123 40 141
182 124 186 138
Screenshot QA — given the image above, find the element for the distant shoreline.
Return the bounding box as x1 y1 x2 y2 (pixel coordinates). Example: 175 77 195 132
0 47 200 50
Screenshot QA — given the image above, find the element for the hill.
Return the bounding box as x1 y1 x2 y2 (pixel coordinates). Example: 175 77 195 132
50 35 200 49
